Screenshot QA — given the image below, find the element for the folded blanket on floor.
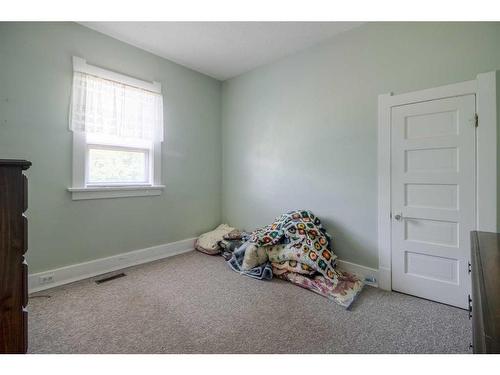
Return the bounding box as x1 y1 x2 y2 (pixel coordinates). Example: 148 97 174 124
227 241 273 280
271 260 316 275
250 210 338 281
226 210 364 308
273 266 364 309
219 238 244 260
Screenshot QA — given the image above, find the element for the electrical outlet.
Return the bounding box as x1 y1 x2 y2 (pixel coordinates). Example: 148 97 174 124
364 276 377 285
39 274 54 285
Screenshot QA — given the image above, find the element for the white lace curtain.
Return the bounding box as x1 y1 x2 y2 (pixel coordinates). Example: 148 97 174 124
70 72 164 142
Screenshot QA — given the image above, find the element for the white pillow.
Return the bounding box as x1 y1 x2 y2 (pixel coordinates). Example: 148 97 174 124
196 224 235 255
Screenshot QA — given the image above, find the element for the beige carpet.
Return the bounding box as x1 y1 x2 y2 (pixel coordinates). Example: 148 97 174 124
28 251 471 353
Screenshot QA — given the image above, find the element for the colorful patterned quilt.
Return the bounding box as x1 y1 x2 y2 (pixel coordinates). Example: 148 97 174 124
250 210 338 281
250 210 363 308
225 210 364 308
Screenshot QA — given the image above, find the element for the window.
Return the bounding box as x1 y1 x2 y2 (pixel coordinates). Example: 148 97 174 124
68 57 165 200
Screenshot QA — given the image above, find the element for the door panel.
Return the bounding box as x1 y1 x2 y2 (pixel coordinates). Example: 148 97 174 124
405 147 458 173
405 218 458 247
405 251 459 283
391 95 476 308
405 184 458 210
405 111 458 139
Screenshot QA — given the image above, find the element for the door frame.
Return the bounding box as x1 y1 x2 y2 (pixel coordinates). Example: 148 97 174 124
377 71 498 291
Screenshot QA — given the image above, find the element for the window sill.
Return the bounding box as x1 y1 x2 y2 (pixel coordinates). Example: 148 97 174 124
68 185 165 200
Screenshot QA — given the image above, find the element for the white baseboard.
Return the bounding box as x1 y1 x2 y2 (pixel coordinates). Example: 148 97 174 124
29 237 196 293
337 259 379 287
29 239 380 293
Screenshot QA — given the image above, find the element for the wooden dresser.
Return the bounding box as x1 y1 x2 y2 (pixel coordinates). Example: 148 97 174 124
470 231 500 353
0 159 31 354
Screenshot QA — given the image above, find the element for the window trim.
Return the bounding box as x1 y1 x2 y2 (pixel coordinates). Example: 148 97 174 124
69 128 165 201
68 57 165 200
68 185 165 200
72 56 161 94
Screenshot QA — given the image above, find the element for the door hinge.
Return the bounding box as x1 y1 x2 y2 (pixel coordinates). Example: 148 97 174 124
468 261 472 274
474 113 478 127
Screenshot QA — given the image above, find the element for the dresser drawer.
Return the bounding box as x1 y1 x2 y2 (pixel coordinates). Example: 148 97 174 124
22 215 28 254
22 174 28 213
22 262 28 308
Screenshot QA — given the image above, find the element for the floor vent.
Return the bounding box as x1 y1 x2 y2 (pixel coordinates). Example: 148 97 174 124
95 273 126 284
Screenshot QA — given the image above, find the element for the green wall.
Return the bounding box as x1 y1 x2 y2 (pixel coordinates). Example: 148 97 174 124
0 22 222 273
2 22 499 274
221 22 500 269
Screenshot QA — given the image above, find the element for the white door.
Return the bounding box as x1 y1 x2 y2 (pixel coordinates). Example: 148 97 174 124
391 94 476 309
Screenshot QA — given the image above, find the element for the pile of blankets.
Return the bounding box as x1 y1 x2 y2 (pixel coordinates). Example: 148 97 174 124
227 210 363 308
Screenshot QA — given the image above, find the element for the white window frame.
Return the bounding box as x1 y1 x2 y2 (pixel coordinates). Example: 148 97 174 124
68 57 165 200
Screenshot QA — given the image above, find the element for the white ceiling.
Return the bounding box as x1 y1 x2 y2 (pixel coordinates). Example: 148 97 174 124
80 22 363 81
